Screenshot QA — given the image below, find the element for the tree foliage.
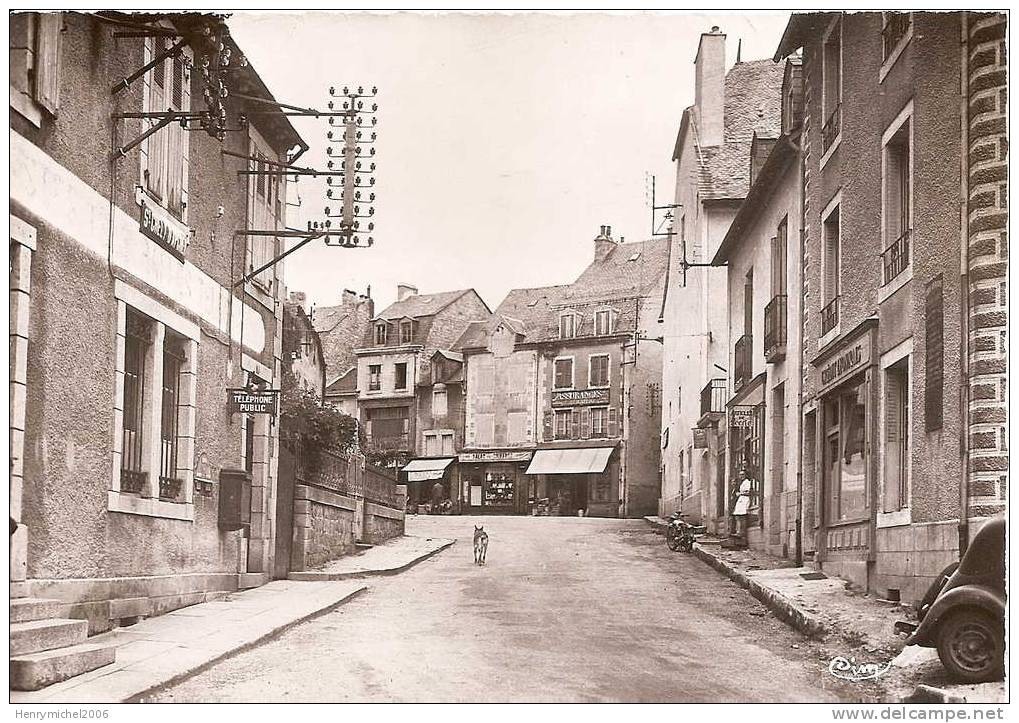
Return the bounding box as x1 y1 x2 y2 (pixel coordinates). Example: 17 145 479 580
279 373 358 470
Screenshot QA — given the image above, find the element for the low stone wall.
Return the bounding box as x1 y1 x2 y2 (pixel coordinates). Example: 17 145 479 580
290 485 406 571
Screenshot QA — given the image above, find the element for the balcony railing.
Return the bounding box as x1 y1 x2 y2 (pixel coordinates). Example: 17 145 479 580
821 296 840 336
699 378 727 418
881 230 911 285
764 295 788 362
120 469 146 494
822 103 841 153
733 334 752 394
882 13 911 60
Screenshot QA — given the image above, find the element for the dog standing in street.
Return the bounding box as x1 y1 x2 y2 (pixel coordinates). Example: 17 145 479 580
473 525 489 565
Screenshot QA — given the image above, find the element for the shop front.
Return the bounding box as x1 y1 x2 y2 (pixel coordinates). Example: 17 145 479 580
525 444 618 517
458 450 533 515
726 373 766 545
400 457 456 513
810 321 878 590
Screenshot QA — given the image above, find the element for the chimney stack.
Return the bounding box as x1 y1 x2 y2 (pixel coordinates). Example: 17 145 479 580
594 224 617 262
397 284 419 302
341 288 358 305
694 26 726 147
288 291 308 310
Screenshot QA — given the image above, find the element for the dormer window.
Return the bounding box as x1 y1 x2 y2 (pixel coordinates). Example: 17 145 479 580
594 309 614 336
374 322 388 346
559 313 577 340
400 320 413 345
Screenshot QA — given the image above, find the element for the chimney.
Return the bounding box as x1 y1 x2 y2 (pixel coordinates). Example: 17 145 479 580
694 26 726 147
288 291 307 310
397 284 418 302
594 224 616 262
341 288 358 305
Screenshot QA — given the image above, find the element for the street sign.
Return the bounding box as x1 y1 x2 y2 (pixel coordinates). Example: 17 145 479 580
226 388 279 415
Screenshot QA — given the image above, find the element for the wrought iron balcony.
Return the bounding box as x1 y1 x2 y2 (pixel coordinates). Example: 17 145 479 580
699 378 727 420
881 230 911 285
120 469 146 494
821 296 840 336
733 334 753 394
764 295 788 362
882 13 911 61
822 103 841 153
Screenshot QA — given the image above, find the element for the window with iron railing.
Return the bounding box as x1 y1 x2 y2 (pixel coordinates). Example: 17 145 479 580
158 337 186 502
121 311 151 494
822 103 841 154
699 378 726 417
882 12 911 62
764 295 788 361
822 16 842 154
733 334 752 394
821 296 840 336
882 230 911 285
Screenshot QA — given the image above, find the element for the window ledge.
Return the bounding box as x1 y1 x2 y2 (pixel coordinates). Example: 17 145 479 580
818 324 842 351
878 266 912 304
108 491 194 521
819 134 841 170
879 26 913 84
876 509 911 528
244 280 277 311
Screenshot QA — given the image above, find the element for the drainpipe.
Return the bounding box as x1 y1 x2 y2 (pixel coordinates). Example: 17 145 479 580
791 129 808 567
958 13 971 556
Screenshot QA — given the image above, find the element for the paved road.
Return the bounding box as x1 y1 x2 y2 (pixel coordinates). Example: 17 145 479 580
152 516 851 703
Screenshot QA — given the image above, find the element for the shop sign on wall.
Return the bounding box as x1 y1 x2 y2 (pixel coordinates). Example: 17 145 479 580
227 388 279 415
820 336 872 392
692 428 709 449
459 450 532 463
551 388 610 407
729 406 757 428
136 188 192 263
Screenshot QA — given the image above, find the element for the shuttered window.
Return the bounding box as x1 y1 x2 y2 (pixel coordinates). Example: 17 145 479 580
143 34 190 221
247 126 283 291
10 13 62 119
924 277 944 431
589 355 610 388
554 409 572 440
591 407 608 438
882 359 910 512
554 358 574 389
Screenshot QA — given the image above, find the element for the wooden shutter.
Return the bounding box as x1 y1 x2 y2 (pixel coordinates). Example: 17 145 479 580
608 406 618 437
166 54 186 218
147 39 166 199
34 12 62 115
542 411 553 442
580 407 591 439
882 374 901 512
569 410 579 440
924 277 944 431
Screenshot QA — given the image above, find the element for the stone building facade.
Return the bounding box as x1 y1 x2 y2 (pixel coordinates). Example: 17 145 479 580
10 12 302 639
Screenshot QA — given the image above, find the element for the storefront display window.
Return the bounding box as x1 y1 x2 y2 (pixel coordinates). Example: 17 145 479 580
484 471 515 505
825 379 868 523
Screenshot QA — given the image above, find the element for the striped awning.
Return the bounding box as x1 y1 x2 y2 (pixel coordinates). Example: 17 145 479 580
401 457 455 482
524 447 614 475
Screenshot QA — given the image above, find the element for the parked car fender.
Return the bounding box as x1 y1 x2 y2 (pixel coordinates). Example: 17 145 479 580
908 585 1005 647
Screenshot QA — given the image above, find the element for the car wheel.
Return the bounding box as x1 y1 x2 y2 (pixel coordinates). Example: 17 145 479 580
936 609 1004 683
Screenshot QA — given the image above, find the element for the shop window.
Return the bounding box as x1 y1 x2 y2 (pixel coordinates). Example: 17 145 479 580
589 354 610 388
144 34 191 221
559 313 577 339
594 309 613 336
882 107 912 285
368 364 381 391
400 320 413 344
432 385 448 418
484 472 515 506
824 380 868 523
554 409 573 440
554 357 574 389
374 323 388 346
591 407 608 438
395 362 408 390
882 358 910 512
10 12 62 122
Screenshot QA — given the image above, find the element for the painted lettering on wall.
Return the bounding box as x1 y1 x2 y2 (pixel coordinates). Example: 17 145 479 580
551 388 610 407
820 336 871 391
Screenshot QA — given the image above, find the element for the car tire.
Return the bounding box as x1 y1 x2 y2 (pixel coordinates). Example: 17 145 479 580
936 609 1004 683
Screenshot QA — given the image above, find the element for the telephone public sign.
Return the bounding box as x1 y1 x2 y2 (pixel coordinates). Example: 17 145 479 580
227 388 279 416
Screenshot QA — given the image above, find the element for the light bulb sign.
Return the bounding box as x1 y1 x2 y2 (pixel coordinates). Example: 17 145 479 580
226 388 279 416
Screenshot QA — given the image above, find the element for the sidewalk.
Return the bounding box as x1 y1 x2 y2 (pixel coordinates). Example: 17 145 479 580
11 535 455 704
289 534 455 581
643 516 1006 703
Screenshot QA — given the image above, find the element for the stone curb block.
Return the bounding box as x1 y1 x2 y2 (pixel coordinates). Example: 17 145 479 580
287 538 456 582
690 545 828 640
127 585 368 703
642 516 826 640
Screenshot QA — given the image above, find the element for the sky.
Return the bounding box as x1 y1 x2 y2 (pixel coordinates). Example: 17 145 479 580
229 11 791 313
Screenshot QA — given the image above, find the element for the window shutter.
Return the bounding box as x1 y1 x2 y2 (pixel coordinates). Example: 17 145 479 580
608 406 618 437
34 12 62 115
166 54 185 219
147 41 166 199
569 410 579 440
178 54 191 221
543 411 553 442
580 407 591 439
924 277 944 431
882 376 901 512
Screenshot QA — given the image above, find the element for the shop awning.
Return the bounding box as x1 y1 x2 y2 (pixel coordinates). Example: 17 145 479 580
524 447 614 475
401 458 455 482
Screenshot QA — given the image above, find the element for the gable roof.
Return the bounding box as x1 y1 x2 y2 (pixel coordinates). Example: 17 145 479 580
568 237 670 303
325 366 357 395
375 289 481 321
672 58 786 202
